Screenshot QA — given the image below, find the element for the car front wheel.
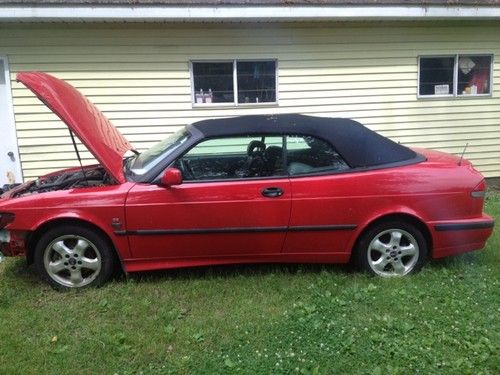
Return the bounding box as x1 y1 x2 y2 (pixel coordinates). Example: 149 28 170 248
354 221 428 277
34 225 116 290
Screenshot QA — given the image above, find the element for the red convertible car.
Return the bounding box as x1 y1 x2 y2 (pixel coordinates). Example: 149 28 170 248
0 72 494 290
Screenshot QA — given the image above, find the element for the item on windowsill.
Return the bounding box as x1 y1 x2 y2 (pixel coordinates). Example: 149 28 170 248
205 88 213 103
459 57 475 74
434 84 449 95
195 89 204 104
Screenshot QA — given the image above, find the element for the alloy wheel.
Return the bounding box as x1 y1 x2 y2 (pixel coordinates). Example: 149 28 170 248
367 228 419 277
43 235 102 288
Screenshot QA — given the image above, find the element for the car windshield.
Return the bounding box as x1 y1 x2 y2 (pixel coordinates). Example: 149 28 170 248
127 129 190 175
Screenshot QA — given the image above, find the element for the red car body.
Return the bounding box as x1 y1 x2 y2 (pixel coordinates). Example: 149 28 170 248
0 72 494 285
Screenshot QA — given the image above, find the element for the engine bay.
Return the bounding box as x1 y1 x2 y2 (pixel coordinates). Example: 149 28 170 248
3 166 113 198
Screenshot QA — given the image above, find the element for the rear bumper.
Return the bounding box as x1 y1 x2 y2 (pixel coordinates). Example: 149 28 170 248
430 215 495 258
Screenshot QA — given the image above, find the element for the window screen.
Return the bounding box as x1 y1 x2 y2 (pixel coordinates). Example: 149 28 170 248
237 61 276 104
418 55 492 97
457 55 492 96
191 60 277 105
419 57 454 96
192 62 234 104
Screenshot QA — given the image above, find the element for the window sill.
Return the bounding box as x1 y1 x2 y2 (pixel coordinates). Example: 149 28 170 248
457 93 492 98
417 93 492 100
192 102 279 109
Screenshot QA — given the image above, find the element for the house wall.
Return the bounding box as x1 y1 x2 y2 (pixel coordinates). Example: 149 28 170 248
1 22 499 180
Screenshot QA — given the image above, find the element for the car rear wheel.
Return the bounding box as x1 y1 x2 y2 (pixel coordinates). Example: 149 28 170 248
34 225 116 290
354 221 428 277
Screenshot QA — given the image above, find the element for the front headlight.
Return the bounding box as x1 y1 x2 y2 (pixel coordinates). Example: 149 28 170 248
0 213 15 229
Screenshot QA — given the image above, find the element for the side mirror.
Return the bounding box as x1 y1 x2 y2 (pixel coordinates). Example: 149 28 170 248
160 168 183 187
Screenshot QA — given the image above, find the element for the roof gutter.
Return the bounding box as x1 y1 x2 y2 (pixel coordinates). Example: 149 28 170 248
1 5 500 22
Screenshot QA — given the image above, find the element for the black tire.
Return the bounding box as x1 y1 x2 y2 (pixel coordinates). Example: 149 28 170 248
34 225 116 291
353 220 428 277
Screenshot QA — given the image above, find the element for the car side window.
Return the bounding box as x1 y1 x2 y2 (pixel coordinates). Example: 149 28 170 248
174 135 285 181
286 135 349 175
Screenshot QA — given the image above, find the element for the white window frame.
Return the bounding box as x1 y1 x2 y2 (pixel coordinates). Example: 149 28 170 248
417 54 493 99
189 59 279 107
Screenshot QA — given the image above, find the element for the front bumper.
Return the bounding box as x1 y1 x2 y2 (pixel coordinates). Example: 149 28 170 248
0 229 27 257
430 215 495 258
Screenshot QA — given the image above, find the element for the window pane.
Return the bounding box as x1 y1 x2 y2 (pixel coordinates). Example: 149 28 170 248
192 62 234 103
457 55 492 95
237 61 276 103
185 137 254 157
286 135 349 175
419 57 454 96
175 135 284 180
130 129 190 175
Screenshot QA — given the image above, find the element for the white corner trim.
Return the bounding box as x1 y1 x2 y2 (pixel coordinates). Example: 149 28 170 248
1 6 500 22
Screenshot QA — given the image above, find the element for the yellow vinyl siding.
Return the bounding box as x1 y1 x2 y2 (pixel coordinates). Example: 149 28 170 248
0 22 499 179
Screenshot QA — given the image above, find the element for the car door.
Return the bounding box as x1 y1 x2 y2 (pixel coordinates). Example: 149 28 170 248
282 135 358 257
125 135 291 260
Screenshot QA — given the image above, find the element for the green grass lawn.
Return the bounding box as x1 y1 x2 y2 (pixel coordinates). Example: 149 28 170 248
0 194 498 375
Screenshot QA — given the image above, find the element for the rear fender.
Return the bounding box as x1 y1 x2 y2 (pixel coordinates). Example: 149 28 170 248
349 207 432 255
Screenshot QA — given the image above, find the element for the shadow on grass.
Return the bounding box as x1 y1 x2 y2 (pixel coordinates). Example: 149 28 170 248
2 255 355 288
0 257 40 287
426 252 480 271
127 262 354 284
128 251 491 284
3 250 490 289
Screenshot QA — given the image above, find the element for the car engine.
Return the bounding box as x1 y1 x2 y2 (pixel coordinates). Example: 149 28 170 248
4 166 113 198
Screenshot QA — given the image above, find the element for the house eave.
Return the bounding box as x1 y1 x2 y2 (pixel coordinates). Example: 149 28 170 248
1 5 500 22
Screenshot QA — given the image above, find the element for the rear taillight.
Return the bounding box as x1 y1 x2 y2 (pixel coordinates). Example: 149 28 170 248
0 213 15 229
471 180 487 198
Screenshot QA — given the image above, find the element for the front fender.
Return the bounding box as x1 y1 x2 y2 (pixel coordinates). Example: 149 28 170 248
2 183 134 260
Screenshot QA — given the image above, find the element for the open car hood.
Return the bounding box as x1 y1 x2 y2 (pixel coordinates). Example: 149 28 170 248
17 72 134 184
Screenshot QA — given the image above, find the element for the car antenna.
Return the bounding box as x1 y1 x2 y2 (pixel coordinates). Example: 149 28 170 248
68 129 89 186
458 142 469 166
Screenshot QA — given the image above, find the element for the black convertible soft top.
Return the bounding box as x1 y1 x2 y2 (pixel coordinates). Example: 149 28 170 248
189 114 422 168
